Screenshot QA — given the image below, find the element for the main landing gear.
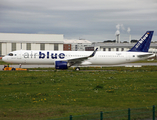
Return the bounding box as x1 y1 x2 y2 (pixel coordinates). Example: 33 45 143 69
75 67 80 71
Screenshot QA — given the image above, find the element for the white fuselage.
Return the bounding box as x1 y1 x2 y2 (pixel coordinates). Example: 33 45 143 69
2 50 154 66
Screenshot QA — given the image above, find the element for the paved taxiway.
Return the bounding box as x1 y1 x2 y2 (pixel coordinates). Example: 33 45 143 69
0 63 157 70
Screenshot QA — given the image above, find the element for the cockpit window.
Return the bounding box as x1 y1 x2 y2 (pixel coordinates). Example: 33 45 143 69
8 53 13 56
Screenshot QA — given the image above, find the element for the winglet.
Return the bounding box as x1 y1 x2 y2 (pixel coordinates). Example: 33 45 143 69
89 48 98 57
128 31 154 52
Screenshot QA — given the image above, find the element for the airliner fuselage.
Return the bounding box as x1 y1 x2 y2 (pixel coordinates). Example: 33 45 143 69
2 50 154 65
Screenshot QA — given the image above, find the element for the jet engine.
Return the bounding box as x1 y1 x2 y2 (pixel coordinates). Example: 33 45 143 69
55 61 68 69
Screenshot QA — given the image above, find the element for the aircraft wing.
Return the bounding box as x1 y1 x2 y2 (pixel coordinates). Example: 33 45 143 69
137 53 154 58
65 48 98 67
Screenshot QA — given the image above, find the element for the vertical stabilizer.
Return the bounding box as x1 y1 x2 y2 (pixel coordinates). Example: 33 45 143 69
129 31 154 52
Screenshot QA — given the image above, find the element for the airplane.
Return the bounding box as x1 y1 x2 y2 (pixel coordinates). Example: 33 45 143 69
2 31 155 71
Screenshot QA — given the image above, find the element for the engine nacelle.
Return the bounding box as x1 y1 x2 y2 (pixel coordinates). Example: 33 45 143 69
55 61 68 69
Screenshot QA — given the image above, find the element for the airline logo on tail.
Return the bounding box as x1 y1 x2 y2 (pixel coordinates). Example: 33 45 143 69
129 31 154 52
135 32 149 48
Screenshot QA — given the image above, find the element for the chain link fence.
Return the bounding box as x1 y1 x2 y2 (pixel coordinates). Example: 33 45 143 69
49 105 156 120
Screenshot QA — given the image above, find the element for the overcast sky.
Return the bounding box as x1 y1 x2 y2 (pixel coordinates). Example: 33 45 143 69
0 0 157 42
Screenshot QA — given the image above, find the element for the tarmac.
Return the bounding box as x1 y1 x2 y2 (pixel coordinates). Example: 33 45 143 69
0 63 157 70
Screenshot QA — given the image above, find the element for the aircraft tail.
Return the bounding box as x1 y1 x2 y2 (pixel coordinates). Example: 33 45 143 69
128 31 154 52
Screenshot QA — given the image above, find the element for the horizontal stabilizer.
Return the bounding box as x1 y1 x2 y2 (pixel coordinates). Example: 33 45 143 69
137 53 154 58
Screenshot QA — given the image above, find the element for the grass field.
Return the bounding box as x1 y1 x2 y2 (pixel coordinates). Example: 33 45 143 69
0 66 157 120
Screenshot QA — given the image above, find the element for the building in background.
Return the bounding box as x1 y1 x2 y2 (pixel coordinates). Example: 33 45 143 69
1 33 157 57
63 44 71 51
0 33 64 56
85 42 157 53
64 39 92 51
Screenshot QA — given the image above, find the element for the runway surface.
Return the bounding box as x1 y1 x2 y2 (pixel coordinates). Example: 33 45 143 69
0 63 157 70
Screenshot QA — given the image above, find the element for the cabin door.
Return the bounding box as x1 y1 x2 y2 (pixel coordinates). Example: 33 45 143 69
126 53 130 61
17 52 21 59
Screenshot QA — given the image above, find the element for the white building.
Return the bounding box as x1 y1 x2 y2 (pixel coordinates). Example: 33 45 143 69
64 39 92 51
85 42 157 53
0 33 64 56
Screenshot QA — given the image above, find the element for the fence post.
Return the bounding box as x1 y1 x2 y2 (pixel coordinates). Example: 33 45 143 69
128 108 130 120
100 111 103 120
153 105 155 120
70 115 72 120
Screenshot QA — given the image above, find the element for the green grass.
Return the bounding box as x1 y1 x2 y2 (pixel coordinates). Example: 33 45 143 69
0 66 157 120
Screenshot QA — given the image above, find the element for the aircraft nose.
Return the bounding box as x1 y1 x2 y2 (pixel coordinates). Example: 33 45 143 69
2 56 7 62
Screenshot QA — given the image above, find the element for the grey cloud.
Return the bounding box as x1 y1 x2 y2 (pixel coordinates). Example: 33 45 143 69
0 0 157 42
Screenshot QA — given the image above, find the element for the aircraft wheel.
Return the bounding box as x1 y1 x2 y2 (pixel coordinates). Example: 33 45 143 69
75 67 80 71
12 68 16 71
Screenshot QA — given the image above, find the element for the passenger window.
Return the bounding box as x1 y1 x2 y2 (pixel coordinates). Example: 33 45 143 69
8 53 13 56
